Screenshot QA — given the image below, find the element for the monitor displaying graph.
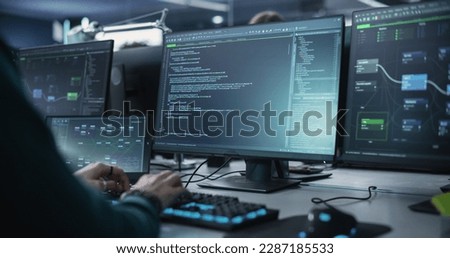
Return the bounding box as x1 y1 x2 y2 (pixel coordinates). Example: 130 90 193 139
340 1 450 172
15 40 113 117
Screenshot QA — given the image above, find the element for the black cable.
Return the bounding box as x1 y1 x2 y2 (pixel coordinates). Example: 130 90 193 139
184 159 209 188
180 173 207 183
149 162 173 170
181 170 243 183
184 157 233 187
210 170 244 181
311 186 377 208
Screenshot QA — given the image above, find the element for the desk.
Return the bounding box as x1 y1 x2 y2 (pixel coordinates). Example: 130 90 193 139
157 160 449 237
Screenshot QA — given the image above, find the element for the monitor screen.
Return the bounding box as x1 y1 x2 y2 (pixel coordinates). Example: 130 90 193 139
46 116 151 178
340 1 450 172
154 16 344 192
15 40 113 117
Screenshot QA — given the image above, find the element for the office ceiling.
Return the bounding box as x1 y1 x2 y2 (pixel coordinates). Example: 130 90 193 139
0 0 429 31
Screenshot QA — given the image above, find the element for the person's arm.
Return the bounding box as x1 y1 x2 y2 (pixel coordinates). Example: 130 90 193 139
74 162 130 196
0 40 184 237
74 163 185 214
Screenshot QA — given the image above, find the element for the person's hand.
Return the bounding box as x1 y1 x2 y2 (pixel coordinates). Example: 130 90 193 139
130 170 186 209
74 162 130 195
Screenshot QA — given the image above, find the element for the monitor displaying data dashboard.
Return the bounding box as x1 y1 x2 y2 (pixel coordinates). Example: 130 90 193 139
340 1 450 172
154 16 344 163
15 40 114 117
46 116 151 174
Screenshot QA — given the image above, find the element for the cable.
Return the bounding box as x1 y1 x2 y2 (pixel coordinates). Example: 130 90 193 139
183 159 209 188
311 186 377 208
184 157 233 187
181 170 243 183
210 170 243 181
149 162 173 170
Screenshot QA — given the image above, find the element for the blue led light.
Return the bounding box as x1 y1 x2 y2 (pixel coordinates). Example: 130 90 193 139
188 212 201 219
202 214 214 221
246 211 257 219
319 212 331 222
163 208 174 215
231 216 244 224
298 231 307 238
181 202 214 211
215 216 230 224
181 210 192 217
173 209 184 216
256 208 267 216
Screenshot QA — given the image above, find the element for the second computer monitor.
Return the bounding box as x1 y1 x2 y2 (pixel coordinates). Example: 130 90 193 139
154 16 344 192
15 40 114 117
341 1 450 172
46 115 151 180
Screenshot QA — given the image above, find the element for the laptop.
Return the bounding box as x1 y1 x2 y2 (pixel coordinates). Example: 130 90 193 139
46 115 151 183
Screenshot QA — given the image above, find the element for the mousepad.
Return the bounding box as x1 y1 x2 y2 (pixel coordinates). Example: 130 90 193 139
224 215 391 238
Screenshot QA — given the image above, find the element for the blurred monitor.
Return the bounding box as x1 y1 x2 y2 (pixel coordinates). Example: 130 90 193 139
46 115 151 181
111 46 163 137
15 40 113 117
111 45 163 113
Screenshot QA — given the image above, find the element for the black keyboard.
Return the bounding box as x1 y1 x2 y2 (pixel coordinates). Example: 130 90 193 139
161 192 279 231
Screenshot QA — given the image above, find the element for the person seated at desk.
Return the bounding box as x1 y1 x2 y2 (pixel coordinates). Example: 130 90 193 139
0 39 185 237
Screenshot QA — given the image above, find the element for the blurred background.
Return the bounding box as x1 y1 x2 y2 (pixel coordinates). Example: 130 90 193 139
0 0 428 49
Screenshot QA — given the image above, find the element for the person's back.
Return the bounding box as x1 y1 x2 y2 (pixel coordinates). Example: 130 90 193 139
0 40 183 237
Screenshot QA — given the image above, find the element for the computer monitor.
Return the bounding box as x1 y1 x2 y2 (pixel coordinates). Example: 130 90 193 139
340 1 450 173
15 40 113 117
110 45 163 113
153 16 345 192
46 115 151 182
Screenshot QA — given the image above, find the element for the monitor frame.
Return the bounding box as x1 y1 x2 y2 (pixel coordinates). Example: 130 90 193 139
15 40 114 118
46 115 152 181
339 1 450 173
153 16 346 192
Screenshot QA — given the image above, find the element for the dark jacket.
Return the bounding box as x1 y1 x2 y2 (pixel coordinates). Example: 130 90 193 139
0 40 159 237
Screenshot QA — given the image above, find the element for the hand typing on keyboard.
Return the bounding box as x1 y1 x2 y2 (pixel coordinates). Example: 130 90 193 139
119 170 185 215
161 192 279 231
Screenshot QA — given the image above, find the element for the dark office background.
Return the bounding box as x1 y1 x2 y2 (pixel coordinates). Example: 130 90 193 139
0 0 433 49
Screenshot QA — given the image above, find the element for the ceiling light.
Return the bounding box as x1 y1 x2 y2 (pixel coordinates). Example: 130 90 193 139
212 15 224 25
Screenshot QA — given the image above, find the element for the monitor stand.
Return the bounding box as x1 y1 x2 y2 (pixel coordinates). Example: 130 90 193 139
173 153 197 171
153 153 197 171
197 159 300 193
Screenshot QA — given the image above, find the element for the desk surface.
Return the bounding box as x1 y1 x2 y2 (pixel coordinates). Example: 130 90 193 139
156 159 449 238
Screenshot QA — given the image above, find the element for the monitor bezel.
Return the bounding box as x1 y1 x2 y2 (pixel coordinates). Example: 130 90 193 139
15 40 114 118
45 114 152 175
153 15 346 164
338 2 450 173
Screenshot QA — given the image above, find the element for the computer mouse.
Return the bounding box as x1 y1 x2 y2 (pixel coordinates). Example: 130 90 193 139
298 207 358 238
